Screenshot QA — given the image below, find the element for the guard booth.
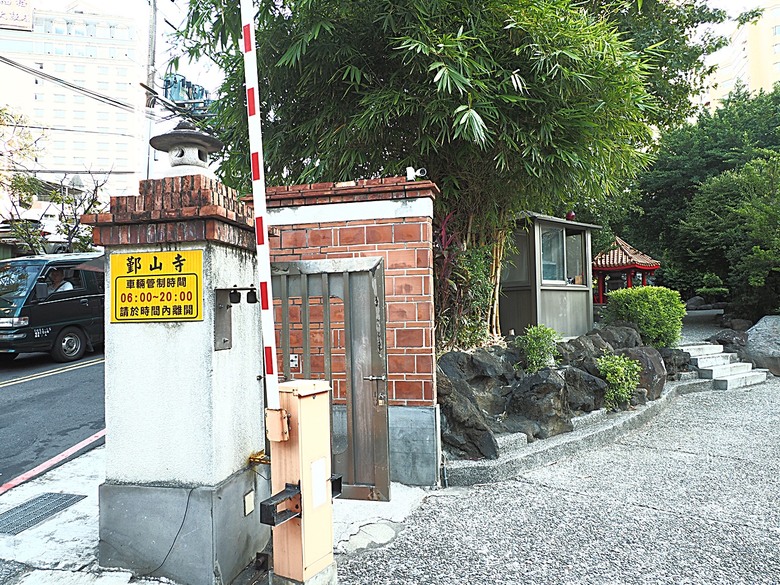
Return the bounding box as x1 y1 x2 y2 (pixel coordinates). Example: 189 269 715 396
500 212 599 339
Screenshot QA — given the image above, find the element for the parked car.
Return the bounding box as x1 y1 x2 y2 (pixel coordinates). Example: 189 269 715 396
0 252 104 363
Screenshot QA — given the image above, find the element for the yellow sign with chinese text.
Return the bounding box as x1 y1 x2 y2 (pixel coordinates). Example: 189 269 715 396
110 251 203 322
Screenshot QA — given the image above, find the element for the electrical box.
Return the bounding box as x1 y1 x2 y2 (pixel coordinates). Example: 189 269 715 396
267 380 335 583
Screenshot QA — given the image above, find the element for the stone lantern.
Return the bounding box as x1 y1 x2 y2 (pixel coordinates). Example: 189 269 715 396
149 119 223 178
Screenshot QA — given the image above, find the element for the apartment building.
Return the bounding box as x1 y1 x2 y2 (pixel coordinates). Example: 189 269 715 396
705 1 780 108
0 0 148 197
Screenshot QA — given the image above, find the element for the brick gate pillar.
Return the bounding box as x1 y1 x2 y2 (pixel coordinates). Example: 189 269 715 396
82 175 269 585
258 177 440 486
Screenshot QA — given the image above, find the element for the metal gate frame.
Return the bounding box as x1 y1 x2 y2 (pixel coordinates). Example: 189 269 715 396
271 257 390 501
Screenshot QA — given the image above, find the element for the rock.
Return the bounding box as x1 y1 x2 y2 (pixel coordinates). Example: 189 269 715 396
631 387 648 407
658 348 691 379
744 316 780 375
699 304 713 310
713 302 729 310
590 325 642 350
437 373 499 460
506 369 573 439
437 348 519 416
686 296 706 310
730 319 753 332
709 329 747 355
560 365 607 413
616 346 667 401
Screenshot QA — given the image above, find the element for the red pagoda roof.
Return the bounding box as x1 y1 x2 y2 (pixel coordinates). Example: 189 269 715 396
593 236 660 271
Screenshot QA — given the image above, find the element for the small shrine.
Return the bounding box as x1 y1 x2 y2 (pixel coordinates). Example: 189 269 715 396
592 236 660 304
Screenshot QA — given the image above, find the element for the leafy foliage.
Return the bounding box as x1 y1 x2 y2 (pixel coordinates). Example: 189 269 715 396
602 286 686 348
514 324 560 373
581 0 728 130
175 0 657 339
596 352 641 410
434 213 493 349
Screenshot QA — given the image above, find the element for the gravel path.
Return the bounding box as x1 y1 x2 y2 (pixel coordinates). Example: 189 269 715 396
679 309 724 346
338 328 780 585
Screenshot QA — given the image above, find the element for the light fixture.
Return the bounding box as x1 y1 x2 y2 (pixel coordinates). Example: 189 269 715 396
246 286 258 304
229 287 241 304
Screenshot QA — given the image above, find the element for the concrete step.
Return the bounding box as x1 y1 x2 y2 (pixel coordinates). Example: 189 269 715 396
678 371 701 382
712 369 769 391
698 361 753 379
691 353 737 368
496 432 528 452
680 344 724 357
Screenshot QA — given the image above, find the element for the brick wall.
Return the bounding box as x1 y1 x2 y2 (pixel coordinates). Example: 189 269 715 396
259 177 439 408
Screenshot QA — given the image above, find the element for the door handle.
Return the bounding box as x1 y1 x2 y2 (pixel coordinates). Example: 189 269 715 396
362 375 386 381
80 299 89 306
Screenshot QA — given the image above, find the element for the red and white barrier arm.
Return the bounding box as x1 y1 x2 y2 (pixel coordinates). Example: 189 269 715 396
239 0 280 411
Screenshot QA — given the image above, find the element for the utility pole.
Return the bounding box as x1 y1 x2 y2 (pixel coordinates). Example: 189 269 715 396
146 0 157 102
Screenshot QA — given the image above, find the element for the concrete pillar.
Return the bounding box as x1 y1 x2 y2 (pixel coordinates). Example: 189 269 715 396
83 175 269 585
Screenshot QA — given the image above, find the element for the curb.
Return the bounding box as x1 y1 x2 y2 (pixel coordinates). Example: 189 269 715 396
444 378 713 486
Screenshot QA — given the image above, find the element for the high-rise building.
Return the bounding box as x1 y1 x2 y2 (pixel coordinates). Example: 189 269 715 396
704 1 780 109
0 0 148 198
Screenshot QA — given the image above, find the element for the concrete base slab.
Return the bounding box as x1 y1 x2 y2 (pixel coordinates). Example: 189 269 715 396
99 466 270 585
272 562 337 585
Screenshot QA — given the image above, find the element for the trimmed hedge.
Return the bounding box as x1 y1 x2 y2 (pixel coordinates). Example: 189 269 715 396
602 286 686 348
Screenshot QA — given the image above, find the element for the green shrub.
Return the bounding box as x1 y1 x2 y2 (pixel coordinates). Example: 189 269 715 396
596 353 642 410
515 324 560 373
700 272 724 288
602 286 686 348
695 286 729 302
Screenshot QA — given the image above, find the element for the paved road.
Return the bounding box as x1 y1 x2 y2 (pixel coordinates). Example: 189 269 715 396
338 377 780 585
0 352 104 486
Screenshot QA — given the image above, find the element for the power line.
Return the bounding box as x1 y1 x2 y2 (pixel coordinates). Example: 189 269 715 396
10 124 138 139
1 168 137 175
0 55 163 121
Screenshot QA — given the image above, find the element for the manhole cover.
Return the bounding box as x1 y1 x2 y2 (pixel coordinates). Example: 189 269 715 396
0 493 86 535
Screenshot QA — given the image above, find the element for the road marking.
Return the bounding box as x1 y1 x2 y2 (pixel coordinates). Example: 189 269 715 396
0 358 105 389
0 428 106 496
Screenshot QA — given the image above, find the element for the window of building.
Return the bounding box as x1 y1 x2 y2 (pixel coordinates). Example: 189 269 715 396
774 25 780 36
116 142 128 152
35 62 43 70
97 80 109 90
73 64 85 73
540 226 586 285
54 94 66 103
115 82 127 92
86 45 97 58
116 67 127 77
86 23 96 37
74 111 86 120
116 112 128 122
73 95 85 104
44 42 54 54
74 141 86 150
53 20 66 35
97 111 109 121
53 140 66 150
34 93 44 101
33 108 45 119
98 66 109 75
774 43 780 54
54 109 66 119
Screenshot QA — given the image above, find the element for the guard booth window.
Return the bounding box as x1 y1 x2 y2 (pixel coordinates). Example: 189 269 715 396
541 226 585 285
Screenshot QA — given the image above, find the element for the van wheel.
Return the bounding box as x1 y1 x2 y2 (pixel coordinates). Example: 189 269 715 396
51 327 86 362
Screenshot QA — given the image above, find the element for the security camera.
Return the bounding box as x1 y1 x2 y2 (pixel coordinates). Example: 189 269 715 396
405 166 428 181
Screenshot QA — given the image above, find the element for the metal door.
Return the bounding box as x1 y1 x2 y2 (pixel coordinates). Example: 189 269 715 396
271 257 390 501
